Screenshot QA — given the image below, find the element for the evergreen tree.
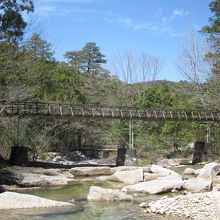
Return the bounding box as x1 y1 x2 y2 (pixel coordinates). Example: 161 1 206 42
64 42 107 74
0 0 34 43
64 50 83 70
80 42 107 73
24 33 54 62
201 0 220 76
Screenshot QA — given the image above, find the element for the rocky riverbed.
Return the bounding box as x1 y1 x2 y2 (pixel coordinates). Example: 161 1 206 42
0 159 220 219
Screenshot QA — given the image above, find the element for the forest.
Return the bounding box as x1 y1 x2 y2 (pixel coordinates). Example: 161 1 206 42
1 0 220 164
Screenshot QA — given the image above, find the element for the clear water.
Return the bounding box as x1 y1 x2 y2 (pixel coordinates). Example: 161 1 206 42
0 178 187 220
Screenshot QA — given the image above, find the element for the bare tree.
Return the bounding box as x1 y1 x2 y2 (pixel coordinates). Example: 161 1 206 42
111 51 162 84
176 29 220 109
110 51 163 106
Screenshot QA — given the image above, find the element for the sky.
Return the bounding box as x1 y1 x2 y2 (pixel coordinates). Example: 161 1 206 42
30 0 212 82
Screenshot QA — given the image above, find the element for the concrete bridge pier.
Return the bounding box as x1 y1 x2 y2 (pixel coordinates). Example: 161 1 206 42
192 141 213 164
9 146 28 166
116 148 137 166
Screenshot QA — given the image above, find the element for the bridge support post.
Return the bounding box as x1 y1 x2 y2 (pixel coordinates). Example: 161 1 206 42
192 141 213 164
9 146 28 166
116 148 137 166
129 119 134 150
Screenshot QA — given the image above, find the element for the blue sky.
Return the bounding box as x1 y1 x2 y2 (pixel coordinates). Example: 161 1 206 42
31 0 212 82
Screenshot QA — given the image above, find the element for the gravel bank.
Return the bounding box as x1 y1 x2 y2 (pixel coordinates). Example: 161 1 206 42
144 191 220 220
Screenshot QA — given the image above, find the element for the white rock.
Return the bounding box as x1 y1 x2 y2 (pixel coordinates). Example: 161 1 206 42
157 158 191 168
0 192 74 209
183 168 196 175
87 186 133 201
144 173 159 181
197 167 216 180
70 167 114 176
150 164 181 177
122 176 184 194
139 202 148 208
111 166 139 173
184 178 213 193
194 162 220 177
108 168 143 184
202 162 220 175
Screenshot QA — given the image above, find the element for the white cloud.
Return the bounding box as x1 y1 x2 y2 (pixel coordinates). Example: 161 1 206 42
172 8 188 18
134 23 150 30
36 4 57 16
157 8 189 24
117 18 133 26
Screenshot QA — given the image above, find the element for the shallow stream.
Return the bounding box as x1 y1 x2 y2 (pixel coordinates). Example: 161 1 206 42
0 177 187 220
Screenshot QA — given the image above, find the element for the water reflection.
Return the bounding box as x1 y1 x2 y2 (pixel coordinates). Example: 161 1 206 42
1 179 187 220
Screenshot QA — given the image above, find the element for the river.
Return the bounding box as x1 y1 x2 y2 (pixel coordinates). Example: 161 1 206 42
0 177 187 220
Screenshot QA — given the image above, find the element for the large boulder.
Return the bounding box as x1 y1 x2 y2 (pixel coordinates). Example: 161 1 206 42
108 168 143 184
202 162 220 175
197 167 216 180
144 173 160 181
0 192 76 209
150 164 181 177
183 178 213 193
183 168 196 176
157 158 191 168
0 167 73 188
70 167 114 176
122 175 184 194
111 166 139 173
193 162 220 179
87 186 133 201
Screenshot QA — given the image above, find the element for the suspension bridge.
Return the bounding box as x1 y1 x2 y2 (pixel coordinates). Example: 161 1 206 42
0 101 220 122
0 101 219 165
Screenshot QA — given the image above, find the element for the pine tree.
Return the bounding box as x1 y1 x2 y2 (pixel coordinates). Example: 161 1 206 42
80 42 107 73
64 42 107 74
0 0 34 43
202 0 220 76
24 33 54 62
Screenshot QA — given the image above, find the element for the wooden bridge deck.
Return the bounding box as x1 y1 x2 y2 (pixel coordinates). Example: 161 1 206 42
0 101 220 122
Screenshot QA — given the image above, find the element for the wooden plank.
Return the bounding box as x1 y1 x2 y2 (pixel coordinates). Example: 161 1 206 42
146 110 149 118
170 111 173 119
81 107 84 116
154 110 158 119
162 110 166 119
59 106 63 115
101 108 105 117
198 111 201 119
92 108 95 117
111 108 114 117
120 109 123 118
129 109 132 118
70 107 74 116
48 104 51 114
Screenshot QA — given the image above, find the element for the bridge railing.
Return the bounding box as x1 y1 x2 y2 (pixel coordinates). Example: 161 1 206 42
0 101 220 121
